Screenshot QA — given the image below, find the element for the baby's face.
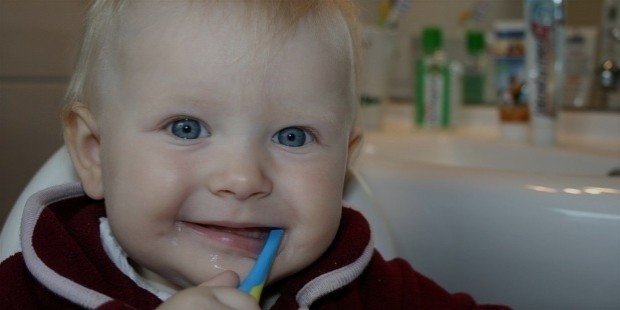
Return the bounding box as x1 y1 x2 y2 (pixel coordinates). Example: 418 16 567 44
94 2 355 288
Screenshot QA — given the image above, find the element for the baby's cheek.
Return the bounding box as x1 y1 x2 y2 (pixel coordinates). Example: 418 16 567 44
275 222 339 279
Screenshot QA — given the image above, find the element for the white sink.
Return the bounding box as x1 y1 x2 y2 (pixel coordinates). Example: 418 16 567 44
347 129 620 309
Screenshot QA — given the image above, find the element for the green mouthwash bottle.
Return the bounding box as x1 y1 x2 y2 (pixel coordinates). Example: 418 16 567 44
462 30 489 104
415 27 451 128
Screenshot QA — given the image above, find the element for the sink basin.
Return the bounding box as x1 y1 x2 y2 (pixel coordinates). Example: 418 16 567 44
347 130 620 309
362 131 620 177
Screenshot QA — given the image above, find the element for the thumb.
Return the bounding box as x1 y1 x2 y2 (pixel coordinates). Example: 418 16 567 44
200 270 240 288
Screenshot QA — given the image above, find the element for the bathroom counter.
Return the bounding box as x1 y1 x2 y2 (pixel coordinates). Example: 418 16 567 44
370 101 620 158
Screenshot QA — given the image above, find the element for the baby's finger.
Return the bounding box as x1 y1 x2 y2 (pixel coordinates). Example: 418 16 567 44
209 286 260 310
158 285 258 310
201 271 260 309
200 270 240 288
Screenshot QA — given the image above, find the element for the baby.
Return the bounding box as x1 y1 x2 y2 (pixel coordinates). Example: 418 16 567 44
0 1 509 309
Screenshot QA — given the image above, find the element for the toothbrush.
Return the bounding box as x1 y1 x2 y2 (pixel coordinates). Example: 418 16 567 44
238 228 283 302
384 0 412 29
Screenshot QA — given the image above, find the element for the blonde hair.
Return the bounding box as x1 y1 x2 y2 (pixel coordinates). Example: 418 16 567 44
62 0 361 126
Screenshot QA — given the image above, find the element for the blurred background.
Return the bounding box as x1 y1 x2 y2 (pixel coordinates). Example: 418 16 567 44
1 1 89 225
0 0 615 226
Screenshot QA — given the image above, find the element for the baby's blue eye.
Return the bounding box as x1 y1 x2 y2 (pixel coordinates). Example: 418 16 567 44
168 118 209 139
273 127 313 147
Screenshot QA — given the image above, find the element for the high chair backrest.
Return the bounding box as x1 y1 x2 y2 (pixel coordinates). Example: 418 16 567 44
0 147 78 261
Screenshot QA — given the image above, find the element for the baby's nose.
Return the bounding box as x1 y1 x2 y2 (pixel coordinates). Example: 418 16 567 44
206 151 272 201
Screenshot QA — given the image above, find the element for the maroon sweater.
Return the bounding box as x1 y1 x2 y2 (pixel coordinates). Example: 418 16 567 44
0 183 510 309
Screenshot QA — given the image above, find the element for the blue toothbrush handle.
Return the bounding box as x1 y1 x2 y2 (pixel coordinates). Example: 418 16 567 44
238 228 283 301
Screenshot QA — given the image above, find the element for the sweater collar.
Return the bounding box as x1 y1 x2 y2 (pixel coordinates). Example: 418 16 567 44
271 205 374 309
22 183 374 309
21 182 161 309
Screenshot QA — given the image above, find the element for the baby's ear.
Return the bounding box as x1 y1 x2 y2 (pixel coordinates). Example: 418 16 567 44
346 125 363 169
63 103 104 200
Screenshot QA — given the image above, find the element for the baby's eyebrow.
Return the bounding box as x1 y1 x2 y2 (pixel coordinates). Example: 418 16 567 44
313 112 341 128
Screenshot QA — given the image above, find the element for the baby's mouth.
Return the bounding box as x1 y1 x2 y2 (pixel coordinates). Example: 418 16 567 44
205 225 270 240
186 223 272 256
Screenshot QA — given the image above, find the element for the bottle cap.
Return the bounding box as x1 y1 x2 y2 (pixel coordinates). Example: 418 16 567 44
493 20 525 38
422 27 442 54
466 30 485 55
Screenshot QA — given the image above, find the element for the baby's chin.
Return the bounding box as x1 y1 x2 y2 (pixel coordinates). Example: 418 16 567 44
266 248 324 284
130 255 224 289
131 262 185 293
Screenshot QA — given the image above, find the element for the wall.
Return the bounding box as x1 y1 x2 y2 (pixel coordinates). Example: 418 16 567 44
358 0 604 100
0 1 88 226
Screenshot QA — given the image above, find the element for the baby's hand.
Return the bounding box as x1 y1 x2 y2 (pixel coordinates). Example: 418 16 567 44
157 270 259 310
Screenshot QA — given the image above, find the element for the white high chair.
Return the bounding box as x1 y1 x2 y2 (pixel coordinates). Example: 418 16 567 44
0 146 396 262
0 147 78 261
